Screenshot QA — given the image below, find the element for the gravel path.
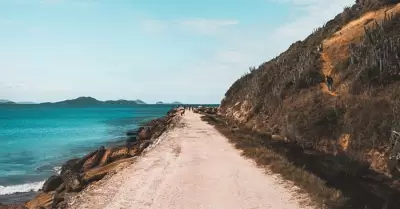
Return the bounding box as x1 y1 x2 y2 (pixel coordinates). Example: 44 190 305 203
67 112 313 209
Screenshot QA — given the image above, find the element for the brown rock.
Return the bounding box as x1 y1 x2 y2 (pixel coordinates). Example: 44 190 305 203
25 192 54 209
82 158 135 183
98 148 113 166
55 183 65 193
0 204 28 209
138 127 152 140
83 146 106 171
51 190 65 209
42 175 63 192
59 158 84 192
271 134 286 141
109 147 130 162
62 170 83 192
138 140 152 152
129 147 138 156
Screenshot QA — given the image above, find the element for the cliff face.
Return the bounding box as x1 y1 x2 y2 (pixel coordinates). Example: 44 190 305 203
220 1 400 175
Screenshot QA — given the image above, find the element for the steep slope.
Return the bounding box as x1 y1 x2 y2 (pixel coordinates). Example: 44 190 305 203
220 0 400 177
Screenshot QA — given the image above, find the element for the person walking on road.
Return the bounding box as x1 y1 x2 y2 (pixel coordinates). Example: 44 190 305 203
326 75 333 92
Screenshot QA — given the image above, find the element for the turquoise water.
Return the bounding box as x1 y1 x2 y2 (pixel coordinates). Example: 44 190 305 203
0 105 174 196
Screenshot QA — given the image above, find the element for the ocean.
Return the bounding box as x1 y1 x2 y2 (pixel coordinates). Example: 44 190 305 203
0 104 177 203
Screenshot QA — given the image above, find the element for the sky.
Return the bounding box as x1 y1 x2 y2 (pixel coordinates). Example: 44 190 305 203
0 0 354 104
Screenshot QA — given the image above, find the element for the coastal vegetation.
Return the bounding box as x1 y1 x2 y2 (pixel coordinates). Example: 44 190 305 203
217 0 400 208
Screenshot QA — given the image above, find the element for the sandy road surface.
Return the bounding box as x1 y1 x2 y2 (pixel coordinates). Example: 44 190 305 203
68 112 312 209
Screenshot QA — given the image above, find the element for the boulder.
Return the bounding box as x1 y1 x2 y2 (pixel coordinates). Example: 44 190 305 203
61 170 83 192
152 126 166 139
129 146 140 156
138 140 152 152
167 108 178 116
98 148 113 166
42 175 63 192
83 146 106 171
51 190 65 209
60 158 82 175
138 127 152 141
55 183 65 193
109 147 130 162
82 158 135 183
59 158 84 192
25 192 54 209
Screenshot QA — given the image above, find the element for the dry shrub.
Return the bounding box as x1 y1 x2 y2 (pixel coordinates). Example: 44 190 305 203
349 13 400 92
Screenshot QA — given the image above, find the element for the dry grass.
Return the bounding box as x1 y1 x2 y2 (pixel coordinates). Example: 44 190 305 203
220 2 400 175
200 115 344 209
201 113 400 209
218 3 400 208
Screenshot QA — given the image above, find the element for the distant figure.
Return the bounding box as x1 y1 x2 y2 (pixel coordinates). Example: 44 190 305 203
317 44 323 53
326 75 333 92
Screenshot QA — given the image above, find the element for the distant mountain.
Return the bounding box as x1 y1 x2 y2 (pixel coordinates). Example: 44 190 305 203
17 101 37 104
0 99 16 104
156 101 182 105
134 99 146 104
0 97 146 105
42 97 146 106
104 99 146 105
52 97 101 105
0 99 38 104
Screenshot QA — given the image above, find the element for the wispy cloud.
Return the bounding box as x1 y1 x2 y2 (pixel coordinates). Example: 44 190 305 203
39 0 96 8
0 19 19 25
139 18 239 36
140 19 168 35
175 18 239 35
269 0 353 40
39 0 63 4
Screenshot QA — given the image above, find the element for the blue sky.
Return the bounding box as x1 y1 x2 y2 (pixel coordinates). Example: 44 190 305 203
0 0 353 104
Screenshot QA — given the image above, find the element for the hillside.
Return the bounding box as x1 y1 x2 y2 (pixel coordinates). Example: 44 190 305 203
218 0 400 207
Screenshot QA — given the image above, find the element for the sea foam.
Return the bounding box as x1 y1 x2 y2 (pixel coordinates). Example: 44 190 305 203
0 181 45 195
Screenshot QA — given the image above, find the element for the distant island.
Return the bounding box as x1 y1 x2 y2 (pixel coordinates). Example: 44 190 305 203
0 97 147 106
156 101 183 105
0 99 15 104
0 97 188 106
0 99 36 104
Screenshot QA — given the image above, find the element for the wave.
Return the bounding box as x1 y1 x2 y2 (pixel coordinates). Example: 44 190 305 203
0 181 45 195
53 166 61 175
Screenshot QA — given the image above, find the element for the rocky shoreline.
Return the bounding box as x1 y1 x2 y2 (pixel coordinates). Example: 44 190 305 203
0 108 184 209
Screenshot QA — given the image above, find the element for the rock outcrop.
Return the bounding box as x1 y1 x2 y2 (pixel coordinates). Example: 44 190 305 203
194 106 218 115
42 176 63 193
19 108 184 209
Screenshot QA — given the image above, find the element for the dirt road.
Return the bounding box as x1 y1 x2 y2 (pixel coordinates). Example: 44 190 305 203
68 112 312 209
